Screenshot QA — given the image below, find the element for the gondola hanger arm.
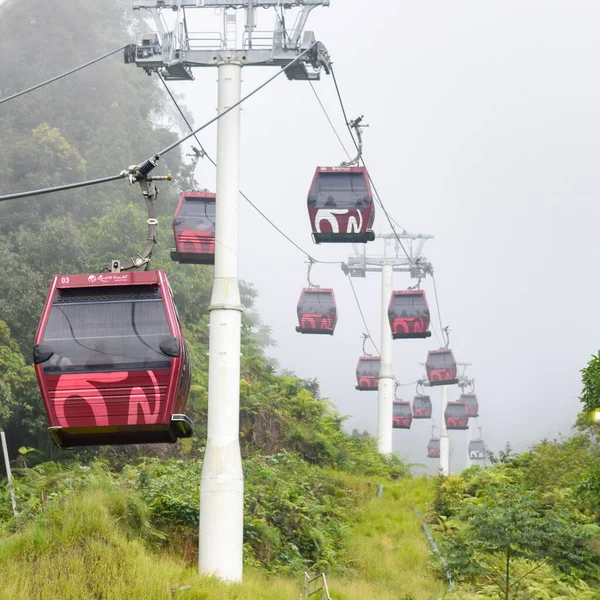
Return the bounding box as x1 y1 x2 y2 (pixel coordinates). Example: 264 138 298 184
340 115 368 167
111 156 172 273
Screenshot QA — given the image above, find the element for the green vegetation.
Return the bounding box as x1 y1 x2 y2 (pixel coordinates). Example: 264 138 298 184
2 1 600 598
433 435 600 598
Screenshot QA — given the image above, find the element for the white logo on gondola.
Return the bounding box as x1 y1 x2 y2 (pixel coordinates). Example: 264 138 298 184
87 275 97 283
315 209 363 234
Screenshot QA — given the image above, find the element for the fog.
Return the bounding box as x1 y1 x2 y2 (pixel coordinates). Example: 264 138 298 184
158 1 600 470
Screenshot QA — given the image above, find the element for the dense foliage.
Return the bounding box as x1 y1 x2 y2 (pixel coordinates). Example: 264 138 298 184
433 434 600 598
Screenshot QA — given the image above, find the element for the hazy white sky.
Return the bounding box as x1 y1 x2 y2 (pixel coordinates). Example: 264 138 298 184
157 1 600 471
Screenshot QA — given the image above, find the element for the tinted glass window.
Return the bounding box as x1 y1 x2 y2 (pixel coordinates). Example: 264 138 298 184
414 396 431 408
393 403 411 417
300 291 335 314
358 358 380 376
41 287 172 374
391 293 429 317
177 198 216 231
469 441 486 453
461 394 478 408
446 403 466 417
313 172 369 208
428 439 440 450
427 351 454 368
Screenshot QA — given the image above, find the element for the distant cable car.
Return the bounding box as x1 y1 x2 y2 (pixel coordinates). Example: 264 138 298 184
33 270 193 447
468 439 486 461
355 356 380 390
393 401 412 429
295 288 337 335
307 167 375 244
444 402 469 430
460 393 479 418
412 395 432 419
388 290 431 339
425 349 458 386
170 191 216 264
427 437 440 458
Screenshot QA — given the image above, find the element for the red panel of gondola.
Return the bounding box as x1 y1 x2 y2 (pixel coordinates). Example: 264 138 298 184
393 400 412 429
412 395 432 419
425 349 458 386
427 437 440 458
295 288 337 335
170 191 216 265
444 402 469 430
307 167 375 244
469 440 486 460
388 290 432 340
355 356 380 391
33 270 193 447
460 393 479 418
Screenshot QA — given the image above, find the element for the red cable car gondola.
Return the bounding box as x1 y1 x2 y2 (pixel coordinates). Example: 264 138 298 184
33 270 193 447
295 288 337 335
388 290 431 339
412 395 432 419
444 402 469 430
170 191 216 265
393 401 412 429
460 393 479 418
469 439 486 460
307 167 375 244
427 437 440 458
425 349 458 386
355 356 380 390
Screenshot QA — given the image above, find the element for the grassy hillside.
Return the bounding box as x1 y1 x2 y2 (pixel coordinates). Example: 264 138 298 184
0 467 444 600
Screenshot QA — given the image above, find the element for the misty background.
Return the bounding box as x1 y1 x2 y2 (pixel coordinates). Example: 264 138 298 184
153 1 600 471
4 0 597 470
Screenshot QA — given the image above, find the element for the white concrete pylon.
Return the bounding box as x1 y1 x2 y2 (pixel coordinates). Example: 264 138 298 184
199 62 244 582
440 385 450 476
377 263 393 455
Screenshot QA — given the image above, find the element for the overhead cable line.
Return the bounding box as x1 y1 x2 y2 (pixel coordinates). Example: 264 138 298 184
0 45 318 204
160 76 340 265
0 173 128 203
308 81 352 160
156 44 317 158
329 66 413 263
431 272 447 347
346 274 380 355
0 46 128 106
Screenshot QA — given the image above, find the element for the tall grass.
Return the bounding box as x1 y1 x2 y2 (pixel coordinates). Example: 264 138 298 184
329 475 446 600
0 473 445 599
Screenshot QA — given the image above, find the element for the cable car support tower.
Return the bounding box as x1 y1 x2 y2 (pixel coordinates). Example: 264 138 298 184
346 233 434 455
126 0 331 583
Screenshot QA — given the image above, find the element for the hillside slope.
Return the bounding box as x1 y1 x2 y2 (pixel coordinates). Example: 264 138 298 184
0 464 445 600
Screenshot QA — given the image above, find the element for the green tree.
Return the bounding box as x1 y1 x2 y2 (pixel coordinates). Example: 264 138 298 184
444 485 598 599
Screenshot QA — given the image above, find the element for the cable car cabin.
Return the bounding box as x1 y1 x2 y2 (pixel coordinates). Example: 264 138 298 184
444 402 469 430
425 349 458 386
388 290 431 339
427 437 440 458
412 395 432 419
307 167 375 244
355 356 380 390
469 440 487 461
460 393 479 418
170 191 216 265
295 288 337 335
392 401 412 429
33 270 193 448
